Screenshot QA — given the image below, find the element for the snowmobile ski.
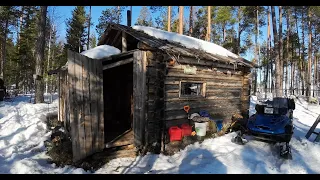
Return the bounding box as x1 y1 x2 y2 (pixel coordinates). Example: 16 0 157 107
279 142 292 160
231 131 248 145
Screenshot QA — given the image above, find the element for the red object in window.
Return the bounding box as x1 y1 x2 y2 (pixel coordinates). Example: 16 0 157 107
181 123 192 137
168 126 182 142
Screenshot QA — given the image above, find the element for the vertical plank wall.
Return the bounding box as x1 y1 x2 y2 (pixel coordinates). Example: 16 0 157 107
133 50 147 147
67 50 104 162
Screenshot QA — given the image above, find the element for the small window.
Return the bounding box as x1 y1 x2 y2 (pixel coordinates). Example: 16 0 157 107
179 82 206 97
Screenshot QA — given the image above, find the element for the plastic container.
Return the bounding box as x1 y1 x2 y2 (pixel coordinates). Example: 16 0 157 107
205 122 209 131
194 122 207 137
216 120 223 131
181 123 192 137
169 126 182 142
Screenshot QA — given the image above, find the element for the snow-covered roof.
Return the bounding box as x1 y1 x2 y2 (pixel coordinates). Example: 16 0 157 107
80 45 121 59
54 45 121 72
98 24 255 68
132 26 239 59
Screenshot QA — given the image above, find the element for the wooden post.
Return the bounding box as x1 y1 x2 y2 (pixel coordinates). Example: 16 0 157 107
168 6 171 32
179 6 184 34
122 31 127 52
133 50 147 147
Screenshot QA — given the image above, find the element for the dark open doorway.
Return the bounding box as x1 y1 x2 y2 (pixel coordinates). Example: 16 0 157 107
103 62 133 145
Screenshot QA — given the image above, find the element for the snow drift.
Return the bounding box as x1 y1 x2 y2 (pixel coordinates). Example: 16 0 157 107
132 25 239 59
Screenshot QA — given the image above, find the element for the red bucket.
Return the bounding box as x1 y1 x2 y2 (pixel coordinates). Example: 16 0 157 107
181 123 192 137
169 126 182 142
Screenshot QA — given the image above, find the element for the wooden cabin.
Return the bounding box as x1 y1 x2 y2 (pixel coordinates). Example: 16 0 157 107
55 23 256 162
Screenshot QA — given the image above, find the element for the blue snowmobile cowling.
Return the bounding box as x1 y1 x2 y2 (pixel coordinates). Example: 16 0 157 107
246 97 295 143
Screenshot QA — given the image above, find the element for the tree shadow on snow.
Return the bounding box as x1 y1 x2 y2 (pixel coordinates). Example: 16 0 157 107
120 154 158 174
239 142 269 174
178 148 226 174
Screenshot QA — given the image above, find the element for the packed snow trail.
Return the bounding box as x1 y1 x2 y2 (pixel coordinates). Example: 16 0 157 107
0 94 320 174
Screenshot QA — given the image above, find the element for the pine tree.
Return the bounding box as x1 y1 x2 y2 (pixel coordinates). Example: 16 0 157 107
65 6 87 53
215 6 236 42
135 6 153 26
17 6 38 93
96 6 125 38
90 32 97 49
0 6 20 81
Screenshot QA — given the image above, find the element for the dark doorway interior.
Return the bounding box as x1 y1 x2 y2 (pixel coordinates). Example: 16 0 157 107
103 62 133 143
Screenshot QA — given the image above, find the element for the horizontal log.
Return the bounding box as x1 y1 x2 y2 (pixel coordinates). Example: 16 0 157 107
167 64 244 75
165 84 180 91
165 96 241 102
167 69 243 81
164 76 244 84
103 58 133 70
165 92 179 99
206 91 241 98
174 56 246 71
165 107 241 121
164 80 243 87
165 100 242 111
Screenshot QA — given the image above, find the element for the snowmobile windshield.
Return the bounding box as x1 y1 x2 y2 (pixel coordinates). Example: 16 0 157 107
265 98 289 115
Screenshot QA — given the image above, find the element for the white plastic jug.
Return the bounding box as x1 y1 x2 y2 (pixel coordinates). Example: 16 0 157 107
194 122 207 137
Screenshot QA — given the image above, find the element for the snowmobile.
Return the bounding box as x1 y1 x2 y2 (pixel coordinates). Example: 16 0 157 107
231 97 296 160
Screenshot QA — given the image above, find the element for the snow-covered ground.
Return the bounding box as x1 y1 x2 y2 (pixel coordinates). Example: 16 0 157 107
0 94 89 174
0 94 320 174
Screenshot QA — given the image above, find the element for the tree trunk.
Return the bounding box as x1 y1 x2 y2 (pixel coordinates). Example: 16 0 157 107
265 7 271 96
287 7 294 95
314 27 318 97
271 6 281 97
168 6 171 32
16 6 24 90
315 56 318 97
223 26 226 42
179 6 184 34
87 6 91 50
254 6 259 95
285 8 290 96
307 7 312 98
207 6 211 42
294 8 301 95
301 10 306 96
45 23 52 94
189 6 193 36
117 6 120 24
279 6 283 96
1 18 9 81
34 6 47 103
237 6 241 55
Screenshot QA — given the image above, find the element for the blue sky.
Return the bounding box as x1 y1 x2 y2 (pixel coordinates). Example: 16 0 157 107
52 6 280 61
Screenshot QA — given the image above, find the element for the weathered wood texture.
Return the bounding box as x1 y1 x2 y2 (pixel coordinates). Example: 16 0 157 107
58 70 70 136
67 50 104 162
133 50 147 147
145 51 166 145
163 60 251 127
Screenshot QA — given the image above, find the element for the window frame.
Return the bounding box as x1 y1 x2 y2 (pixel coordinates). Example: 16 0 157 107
178 81 206 98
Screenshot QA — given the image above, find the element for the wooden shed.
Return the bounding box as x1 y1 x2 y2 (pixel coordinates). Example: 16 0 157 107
56 23 256 162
